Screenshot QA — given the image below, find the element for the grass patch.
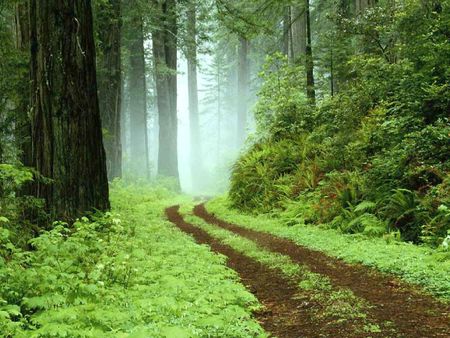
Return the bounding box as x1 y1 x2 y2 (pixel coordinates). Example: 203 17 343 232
0 184 265 337
207 196 450 301
182 211 381 333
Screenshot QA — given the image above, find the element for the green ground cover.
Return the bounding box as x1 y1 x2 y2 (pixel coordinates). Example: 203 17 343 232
182 211 381 335
0 184 264 338
207 196 450 301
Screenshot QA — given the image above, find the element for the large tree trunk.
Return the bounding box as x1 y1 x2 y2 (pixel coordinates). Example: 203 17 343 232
153 0 179 180
97 0 122 180
305 0 316 105
186 1 201 188
237 36 249 147
29 0 110 221
128 15 150 178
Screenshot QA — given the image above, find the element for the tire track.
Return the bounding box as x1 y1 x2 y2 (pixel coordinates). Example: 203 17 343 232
194 203 450 338
166 205 362 338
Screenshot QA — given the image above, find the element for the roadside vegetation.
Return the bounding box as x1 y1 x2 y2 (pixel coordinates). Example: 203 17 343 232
229 3 450 248
0 183 264 337
181 210 385 335
207 197 450 301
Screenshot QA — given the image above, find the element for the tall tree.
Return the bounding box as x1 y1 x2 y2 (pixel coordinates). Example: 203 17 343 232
186 0 201 187
97 0 122 180
29 0 110 220
282 6 290 56
290 5 306 62
153 0 179 180
237 36 249 146
305 0 316 105
127 13 150 178
14 2 31 167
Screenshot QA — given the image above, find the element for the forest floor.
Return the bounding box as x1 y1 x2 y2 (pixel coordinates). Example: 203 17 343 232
167 202 450 338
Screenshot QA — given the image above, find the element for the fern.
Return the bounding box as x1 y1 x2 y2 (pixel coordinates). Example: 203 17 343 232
354 201 377 213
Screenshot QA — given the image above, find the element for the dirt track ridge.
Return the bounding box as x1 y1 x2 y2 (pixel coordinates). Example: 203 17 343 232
166 205 365 338
194 203 450 338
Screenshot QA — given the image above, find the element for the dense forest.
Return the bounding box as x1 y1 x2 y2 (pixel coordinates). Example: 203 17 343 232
0 0 449 337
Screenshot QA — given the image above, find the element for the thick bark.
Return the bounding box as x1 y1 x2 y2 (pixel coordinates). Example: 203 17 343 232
153 0 179 180
97 0 122 180
29 0 110 221
128 16 150 178
237 36 249 147
186 1 201 186
305 0 316 105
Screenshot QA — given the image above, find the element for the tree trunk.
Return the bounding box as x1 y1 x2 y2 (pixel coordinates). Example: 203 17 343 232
14 2 32 167
237 36 249 147
97 0 122 180
128 15 150 178
355 0 372 13
29 0 110 221
153 0 179 181
186 1 201 187
282 6 290 56
305 0 316 105
290 5 306 62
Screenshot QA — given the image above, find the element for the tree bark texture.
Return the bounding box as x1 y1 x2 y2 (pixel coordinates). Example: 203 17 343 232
153 0 179 180
97 0 122 180
14 2 32 167
30 0 110 221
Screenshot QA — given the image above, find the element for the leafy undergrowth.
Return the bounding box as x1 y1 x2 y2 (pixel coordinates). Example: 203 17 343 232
0 183 265 338
181 209 381 335
207 196 450 302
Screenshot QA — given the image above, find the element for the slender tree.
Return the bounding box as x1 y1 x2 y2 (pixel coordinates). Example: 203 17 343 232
237 36 249 146
127 13 150 178
153 0 179 181
186 0 201 187
282 6 290 56
29 0 110 220
305 0 316 105
97 0 122 180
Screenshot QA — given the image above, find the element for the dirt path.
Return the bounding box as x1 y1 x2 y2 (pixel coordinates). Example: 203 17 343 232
194 203 450 338
166 206 364 338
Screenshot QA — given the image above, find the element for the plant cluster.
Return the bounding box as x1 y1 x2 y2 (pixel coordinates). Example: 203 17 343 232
229 1 450 246
0 183 264 337
207 197 450 301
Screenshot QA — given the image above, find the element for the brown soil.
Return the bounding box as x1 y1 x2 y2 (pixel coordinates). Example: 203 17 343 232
166 205 364 338
194 203 450 338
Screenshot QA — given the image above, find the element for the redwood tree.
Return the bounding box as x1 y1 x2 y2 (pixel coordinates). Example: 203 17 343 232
97 0 123 180
186 0 201 187
153 0 179 180
30 0 110 220
127 13 150 178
